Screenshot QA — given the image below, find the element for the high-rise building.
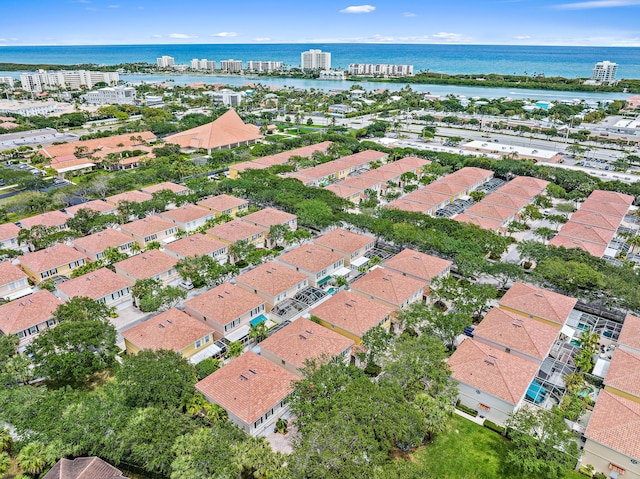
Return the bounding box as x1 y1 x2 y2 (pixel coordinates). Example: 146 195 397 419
19 70 120 92
157 56 175 68
591 61 618 84
348 64 414 77
220 59 243 73
190 59 216 71
301 49 331 70
245 61 283 73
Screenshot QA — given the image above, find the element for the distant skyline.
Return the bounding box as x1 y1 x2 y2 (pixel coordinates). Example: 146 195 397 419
1 0 640 47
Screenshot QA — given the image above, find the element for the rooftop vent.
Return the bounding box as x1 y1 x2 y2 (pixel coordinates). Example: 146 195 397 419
240 374 248 381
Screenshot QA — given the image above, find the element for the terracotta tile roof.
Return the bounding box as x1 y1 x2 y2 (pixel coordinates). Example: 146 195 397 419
464 203 518 222
448 338 539 405
231 160 270 173
206 219 266 243
495 183 545 199
19 210 69 229
159 205 214 224
392 156 432 168
184 283 265 326
580 199 630 217
404 189 451 206
280 171 314 184
473 307 560 360
605 348 640 398
163 233 227 259
241 207 296 228
359 169 402 183
0 261 27 285
122 308 213 353
383 248 452 283
50 157 95 173
548 235 608 257
198 194 248 212
165 109 262 151
105 190 153 206
481 192 531 210
454 213 502 231
568 209 622 231
585 390 640 461
65 200 117 216
587 189 634 206
337 150 389 166
72 229 134 256
619 314 640 351
121 216 176 238
314 228 374 255
44 456 128 479
452 166 494 181
350 267 427 307
555 221 615 245
506 176 550 190
253 141 333 166
141 182 190 195
339 176 385 191
324 183 363 199
0 290 61 335
499 282 577 325
277 244 343 275
195 351 298 424
114 250 177 280
0 222 20 241
385 198 433 214
440 174 481 188
235 261 308 297
57 267 133 301
259 317 354 370
40 131 156 160
422 181 468 197
19 244 87 274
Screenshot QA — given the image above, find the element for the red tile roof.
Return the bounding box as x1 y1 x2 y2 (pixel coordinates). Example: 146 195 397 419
392 156 432 169
184 283 265 326
195 351 298 424
454 213 503 232
555 221 615 245
585 390 640 461
241 207 296 228
206 219 266 243
464 203 518 222
44 456 128 479
473 307 560 360
422 181 468 197
506 176 550 190
159 204 214 224
121 216 176 238
383 248 452 283
198 194 248 212
122 308 214 353
0 261 28 285
324 183 363 200
451 166 494 181
481 192 531 210
548 235 609 257
65 200 117 216
19 244 87 274
57 267 133 301
163 233 227 259
113 250 177 280
568 209 622 231
259 317 354 370
495 183 545 199
448 338 539 405
337 150 388 166
0 290 61 335
165 109 262 151
235 261 307 297
605 348 640 398
499 282 577 325
19 210 69 229
403 189 451 206
309 290 396 337
350 267 427 307
587 190 634 206
72 229 134 256
141 182 190 195
0 222 20 241
40 131 157 160
385 198 433 214
314 228 374 255
338 176 385 191
580 199 630 217
105 190 153 206
620 314 640 351
277 244 343 275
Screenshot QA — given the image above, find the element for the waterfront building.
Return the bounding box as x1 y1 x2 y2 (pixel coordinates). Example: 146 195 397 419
246 61 283 73
206 89 245 106
0 77 14 88
20 70 119 92
81 86 136 105
301 49 331 70
591 61 618 84
348 64 414 76
319 70 346 80
220 59 243 73
190 58 216 71
157 56 175 68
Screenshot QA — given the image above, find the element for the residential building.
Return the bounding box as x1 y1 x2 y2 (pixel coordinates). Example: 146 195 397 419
259 318 354 377
113 250 179 285
72 229 136 261
0 261 32 301
157 56 175 68
65 200 118 217
220 59 243 73
164 109 262 154
448 338 539 425
19 210 69 231
163 233 228 263
82 86 136 105
206 219 266 248
190 59 216 71
0 101 60 116
350 266 427 310
56 267 133 309
246 61 282 73
498 282 577 326
183 283 266 343
241 207 297 233
619 313 640 355
234 261 308 311
323 183 363 204
44 457 128 479
40 131 157 162
122 308 216 362
313 228 375 266
319 70 346 80
18 244 87 283
105 190 154 207
120 216 178 248
0 222 21 250
348 64 414 76
197 194 249 217
0 290 62 351
383 248 452 287
0 76 14 88
301 49 331 70
141 181 191 197
208 89 246 107
591 61 618 84
308 290 395 344
196 351 298 436
276 244 347 287
20 70 119 92
159 204 215 232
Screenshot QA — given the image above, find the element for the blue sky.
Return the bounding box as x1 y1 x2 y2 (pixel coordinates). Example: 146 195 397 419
1 0 640 46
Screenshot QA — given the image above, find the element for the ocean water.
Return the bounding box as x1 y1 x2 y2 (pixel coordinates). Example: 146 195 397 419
1 43 640 79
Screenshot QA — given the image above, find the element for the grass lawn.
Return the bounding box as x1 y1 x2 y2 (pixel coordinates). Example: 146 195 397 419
405 415 582 479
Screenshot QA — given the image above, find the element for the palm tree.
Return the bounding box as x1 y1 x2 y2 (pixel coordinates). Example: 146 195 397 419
249 322 268 344
17 442 46 478
226 341 244 359
0 452 10 477
0 428 12 453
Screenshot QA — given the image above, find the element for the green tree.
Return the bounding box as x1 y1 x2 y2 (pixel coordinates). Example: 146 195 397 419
228 239 256 264
17 442 47 478
486 262 524 290
195 357 222 380
226 341 244 359
231 436 287 479
413 392 453 441
131 278 186 312
520 204 543 227
536 259 604 295
421 310 471 350
0 452 9 477
268 223 289 248
358 325 393 370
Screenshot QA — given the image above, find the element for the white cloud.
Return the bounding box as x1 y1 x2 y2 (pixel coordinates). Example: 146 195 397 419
515 35 532 39
304 32 471 43
554 0 640 9
403 12 417 17
169 33 197 39
108 4 120 8
254 37 271 42
340 5 376 13
428 32 467 42
210 32 238 37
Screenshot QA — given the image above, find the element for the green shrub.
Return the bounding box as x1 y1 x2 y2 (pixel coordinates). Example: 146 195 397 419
483 419 505 435
455 403 478 417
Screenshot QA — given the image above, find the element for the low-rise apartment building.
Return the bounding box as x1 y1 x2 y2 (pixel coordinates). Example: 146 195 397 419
350 267 426 310
19 210 69 231
163 233 228 263
141 182 191 197
0 262 32 301
383 248 452 287
241 208 297 233
234 261 308 311
313 228 375 266
499 282 577 327
197 194 249 217
113 250 179 286
120 216 178 248
158 204 215 232
0 223 21 250
276 244 346 287
206 220 266 248
56 267 133 309
18 244 87 283
64 200 118 217
105 190 154 207
72 229 136 261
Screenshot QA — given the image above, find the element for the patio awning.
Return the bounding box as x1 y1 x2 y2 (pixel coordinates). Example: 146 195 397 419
250 314 268 327
188 342 223 364
333 267 352 277
351 256 369 267
225 324 250 343
3 287 33 301
317 275 332 286
560 324 576 339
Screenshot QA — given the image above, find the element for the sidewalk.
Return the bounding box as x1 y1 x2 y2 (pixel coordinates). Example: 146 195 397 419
454 408 485 426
